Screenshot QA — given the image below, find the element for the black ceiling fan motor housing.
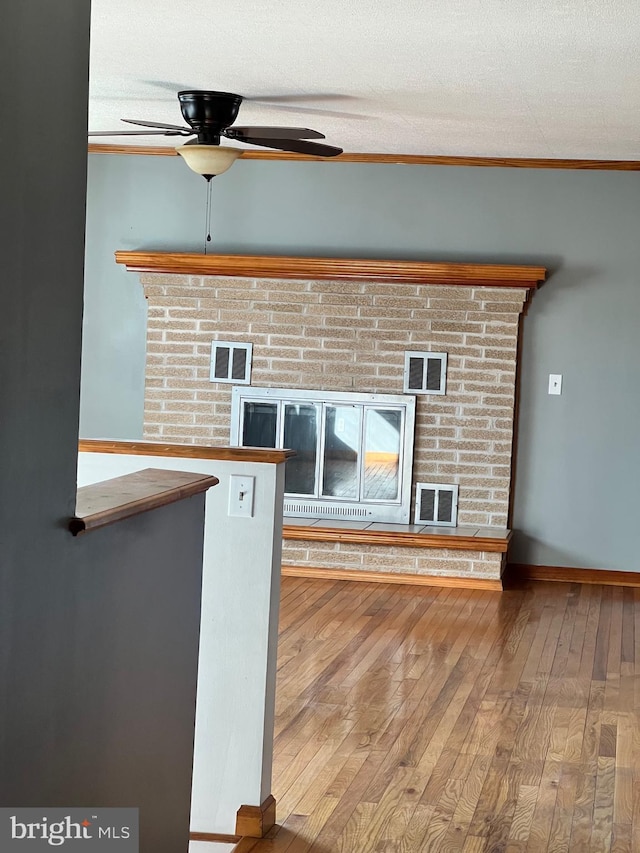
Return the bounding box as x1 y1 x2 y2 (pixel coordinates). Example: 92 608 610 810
89 89 343 156
178 90 243 144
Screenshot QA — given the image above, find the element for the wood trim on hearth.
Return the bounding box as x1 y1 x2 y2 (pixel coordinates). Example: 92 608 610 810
115 251 546 287
282 565 504 590
282 523 511 552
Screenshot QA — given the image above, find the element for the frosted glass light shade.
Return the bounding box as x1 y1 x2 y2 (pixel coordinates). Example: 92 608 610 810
176 144 242 178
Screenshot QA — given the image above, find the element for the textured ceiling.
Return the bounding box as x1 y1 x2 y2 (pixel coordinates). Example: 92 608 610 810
89 0 640 160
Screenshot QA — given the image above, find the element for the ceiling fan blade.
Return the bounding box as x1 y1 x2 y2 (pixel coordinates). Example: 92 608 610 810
137 82 367 119
224 126 325 141
244 93 358 105
244 93 366 120
238 137 343 157
142 83 353 106
122 119 192 132
245 102 367 120
88 129 191 136
143 79 195 92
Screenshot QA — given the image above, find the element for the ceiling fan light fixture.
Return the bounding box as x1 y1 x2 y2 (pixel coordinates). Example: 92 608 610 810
176 144 242 179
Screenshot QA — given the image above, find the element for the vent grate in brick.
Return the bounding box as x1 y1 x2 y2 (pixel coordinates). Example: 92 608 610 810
403 351 447 395
415 482 458 526
210 341 252 384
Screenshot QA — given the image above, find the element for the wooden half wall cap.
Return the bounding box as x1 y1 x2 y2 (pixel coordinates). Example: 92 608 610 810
70 468 218 535
79 438 295 465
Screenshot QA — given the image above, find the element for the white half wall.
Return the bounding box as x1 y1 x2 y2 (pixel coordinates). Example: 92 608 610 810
78 450 285 834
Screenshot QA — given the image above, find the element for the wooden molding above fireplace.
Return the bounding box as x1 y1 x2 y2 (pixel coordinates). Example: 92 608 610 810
115 251 546 288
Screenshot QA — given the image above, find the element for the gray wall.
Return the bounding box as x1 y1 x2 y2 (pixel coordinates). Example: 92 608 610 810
1 7 207 850
81 154 640 572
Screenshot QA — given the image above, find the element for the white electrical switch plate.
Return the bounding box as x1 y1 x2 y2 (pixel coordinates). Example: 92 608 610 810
548 374 562 395
228 474 255 518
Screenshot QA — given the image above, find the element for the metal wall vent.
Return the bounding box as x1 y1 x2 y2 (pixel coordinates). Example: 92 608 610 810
414 482 459 527
284 502 371 519
403 351 447 395
210 341 252 384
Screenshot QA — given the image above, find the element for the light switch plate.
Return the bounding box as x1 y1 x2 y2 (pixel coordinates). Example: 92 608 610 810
548 374 562 395
228 475 255 518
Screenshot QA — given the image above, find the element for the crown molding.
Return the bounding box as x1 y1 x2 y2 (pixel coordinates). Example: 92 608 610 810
88 143 640 170
89 143 179 157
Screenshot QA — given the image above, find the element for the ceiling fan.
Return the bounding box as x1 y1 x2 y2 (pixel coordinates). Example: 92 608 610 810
89 89 343 179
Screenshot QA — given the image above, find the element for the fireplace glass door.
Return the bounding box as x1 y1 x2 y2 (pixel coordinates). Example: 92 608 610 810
233 388 415 523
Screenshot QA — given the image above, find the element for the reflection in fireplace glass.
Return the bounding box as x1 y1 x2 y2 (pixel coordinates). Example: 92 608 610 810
363 409 401 500
283 404 317 495
241 399 405 502
242 402 277 447
322 406 361 498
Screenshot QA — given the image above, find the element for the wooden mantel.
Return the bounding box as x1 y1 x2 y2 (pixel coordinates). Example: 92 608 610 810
115 251 546 288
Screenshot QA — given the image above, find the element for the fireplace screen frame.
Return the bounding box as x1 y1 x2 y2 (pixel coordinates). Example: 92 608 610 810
231 387 416 522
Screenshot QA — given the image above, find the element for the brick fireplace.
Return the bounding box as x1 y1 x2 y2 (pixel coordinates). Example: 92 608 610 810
117 252 546 586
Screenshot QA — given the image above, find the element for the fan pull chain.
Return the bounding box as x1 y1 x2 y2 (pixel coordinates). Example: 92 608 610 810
204 178 213 254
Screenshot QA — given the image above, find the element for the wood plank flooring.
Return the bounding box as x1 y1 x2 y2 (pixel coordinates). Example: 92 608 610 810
239 577 640 852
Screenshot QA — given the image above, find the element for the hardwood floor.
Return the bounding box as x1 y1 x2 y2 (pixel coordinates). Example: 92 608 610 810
238 577 640 852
